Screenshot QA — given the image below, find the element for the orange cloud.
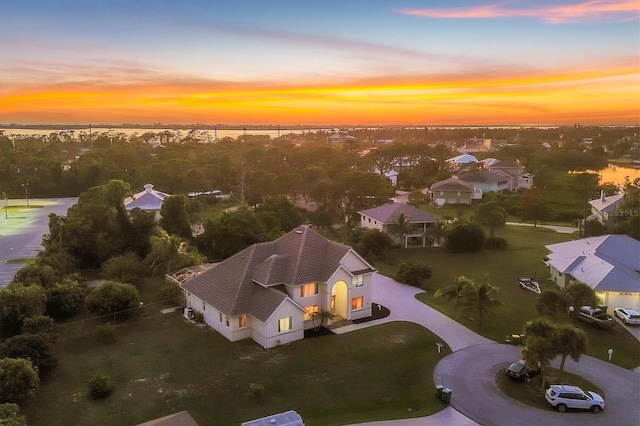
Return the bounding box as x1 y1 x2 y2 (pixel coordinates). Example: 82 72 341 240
1 61 637 126
399 0 639 24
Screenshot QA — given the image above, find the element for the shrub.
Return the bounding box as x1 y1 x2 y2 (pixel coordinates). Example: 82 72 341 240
20 315 56 341
485 237 508 250
249 383 264 399
0 403 27 426
101 253 146 285
88 373 114 399
444 222 485 253
393 261 433 288
0 334 58 377
85 281 140 320
95 323 116 344
0 358 40 405
45 279 86 319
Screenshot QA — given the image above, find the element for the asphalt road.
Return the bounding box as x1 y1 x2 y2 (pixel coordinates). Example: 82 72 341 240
0 198 77 287
434 343 640 426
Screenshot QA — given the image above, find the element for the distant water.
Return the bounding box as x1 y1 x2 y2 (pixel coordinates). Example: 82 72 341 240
598 164 639 185
0 127 308 139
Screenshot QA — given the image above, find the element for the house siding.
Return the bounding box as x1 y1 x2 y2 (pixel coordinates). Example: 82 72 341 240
264 301 305 348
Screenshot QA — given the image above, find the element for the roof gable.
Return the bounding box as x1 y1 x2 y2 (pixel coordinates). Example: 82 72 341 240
430 177 475 191
358 203 437 224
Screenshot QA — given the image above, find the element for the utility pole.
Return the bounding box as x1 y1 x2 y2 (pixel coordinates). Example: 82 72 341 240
2 192 7 218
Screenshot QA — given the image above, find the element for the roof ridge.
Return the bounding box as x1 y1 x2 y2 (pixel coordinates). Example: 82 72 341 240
231 245 256 311
291 227 308 284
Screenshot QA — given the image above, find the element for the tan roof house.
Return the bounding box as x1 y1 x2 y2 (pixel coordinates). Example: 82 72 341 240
176 226 375 348
429 177 481 205
358 203 437 248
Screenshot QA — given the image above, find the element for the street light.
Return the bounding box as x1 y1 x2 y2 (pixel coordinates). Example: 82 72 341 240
2 192 7 218
22 183 29 207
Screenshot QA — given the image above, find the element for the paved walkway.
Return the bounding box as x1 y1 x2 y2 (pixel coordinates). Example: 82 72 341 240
339 273 639 426
506 221 579 234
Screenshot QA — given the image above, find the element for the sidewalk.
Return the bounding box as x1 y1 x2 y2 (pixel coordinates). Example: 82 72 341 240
506 221 578 234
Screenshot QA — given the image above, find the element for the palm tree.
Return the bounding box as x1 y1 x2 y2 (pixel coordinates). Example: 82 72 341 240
523 318 558 390
388 212 413 248
554 324 588 382
311 310 335 332
457 275 503 329
435 275 473 313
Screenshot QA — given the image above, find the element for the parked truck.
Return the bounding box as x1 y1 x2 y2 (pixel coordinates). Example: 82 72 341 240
578 306 616 329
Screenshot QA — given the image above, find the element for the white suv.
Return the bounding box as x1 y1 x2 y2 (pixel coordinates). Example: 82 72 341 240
545 384 605 413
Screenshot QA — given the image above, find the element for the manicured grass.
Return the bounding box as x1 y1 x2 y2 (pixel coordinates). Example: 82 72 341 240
371 225 640 370
495 368 604 411
24 314 451 426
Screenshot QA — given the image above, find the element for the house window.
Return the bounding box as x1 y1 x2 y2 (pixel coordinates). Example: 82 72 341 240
368 218 371 223
278 317 292 332
239 315 247 328
300 282 319 297
304 305 319 320
352 275 364 287
202 301 206 311
225 316 230 327
219 312 223 322
351 296 364 310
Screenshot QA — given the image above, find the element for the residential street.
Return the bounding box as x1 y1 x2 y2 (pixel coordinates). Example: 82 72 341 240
345 273 640 426
0 198 77 287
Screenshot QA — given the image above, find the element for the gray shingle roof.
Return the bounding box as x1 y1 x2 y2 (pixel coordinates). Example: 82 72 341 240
358 203 436 224
181 226 362 319
546 234 640 292
457 170 506 183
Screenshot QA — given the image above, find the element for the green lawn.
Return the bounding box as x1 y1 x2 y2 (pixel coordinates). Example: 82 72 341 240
24 315 451 426
371 225 640 370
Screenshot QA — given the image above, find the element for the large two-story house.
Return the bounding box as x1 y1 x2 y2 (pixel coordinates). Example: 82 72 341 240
358 203 437 247
176 226 375 348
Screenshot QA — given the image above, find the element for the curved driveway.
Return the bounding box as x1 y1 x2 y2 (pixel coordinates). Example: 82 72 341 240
342 273 640 426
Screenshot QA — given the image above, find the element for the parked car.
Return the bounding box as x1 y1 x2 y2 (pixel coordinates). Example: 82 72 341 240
614 308 640 325
505 359 539 380
545 384 605 413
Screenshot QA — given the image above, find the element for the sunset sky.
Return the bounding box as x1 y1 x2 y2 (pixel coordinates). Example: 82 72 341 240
0 0 638 126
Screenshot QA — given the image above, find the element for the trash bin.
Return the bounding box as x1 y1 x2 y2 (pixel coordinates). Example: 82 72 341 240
436 384 444 399
441 388 452 403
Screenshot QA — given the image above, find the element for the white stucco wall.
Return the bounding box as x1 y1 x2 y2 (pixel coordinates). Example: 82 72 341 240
263 300 305 349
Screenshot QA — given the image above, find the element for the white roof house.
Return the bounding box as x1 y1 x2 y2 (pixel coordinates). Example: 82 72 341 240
545 234 640 310
124 183 170 211
446 154 478 165
588 191 624 229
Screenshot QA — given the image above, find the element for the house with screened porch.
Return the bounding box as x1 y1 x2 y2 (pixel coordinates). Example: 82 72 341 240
175 226 375 348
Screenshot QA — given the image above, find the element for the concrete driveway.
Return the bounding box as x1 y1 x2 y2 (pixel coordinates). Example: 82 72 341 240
0 197 77 287
341 273 640 426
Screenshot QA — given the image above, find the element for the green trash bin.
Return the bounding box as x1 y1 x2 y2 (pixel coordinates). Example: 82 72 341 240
436 384 444 399
441 388 452 404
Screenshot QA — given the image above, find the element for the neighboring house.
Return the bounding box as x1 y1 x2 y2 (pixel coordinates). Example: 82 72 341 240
545 234 640 310
124 183 170 212
587 191 624 230
289 178 332 212
176 226 375 349
429 177 481 205
446 154 478 170
460 138 492 153
457 170 511 194
358 203 437 248
480 158 534 191
373 167 399 186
